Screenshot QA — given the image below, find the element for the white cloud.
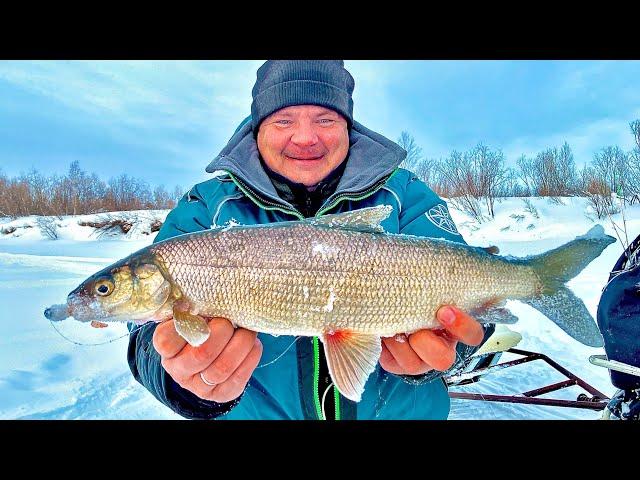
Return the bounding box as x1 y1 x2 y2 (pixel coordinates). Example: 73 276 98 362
0 60 258 145
502 112 640 167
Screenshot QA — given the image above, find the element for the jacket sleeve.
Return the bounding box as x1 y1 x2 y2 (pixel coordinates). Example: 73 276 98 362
127 186 244 419
393 173 495 386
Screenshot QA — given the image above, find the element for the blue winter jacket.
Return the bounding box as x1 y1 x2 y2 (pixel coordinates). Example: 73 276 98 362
127 118 484 420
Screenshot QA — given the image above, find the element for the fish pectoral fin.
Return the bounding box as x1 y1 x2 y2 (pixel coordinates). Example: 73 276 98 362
473 307 519 325
320 330 382 403
172 306 210 347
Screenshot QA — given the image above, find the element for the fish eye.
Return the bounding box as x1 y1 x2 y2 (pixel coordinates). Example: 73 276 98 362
95 279 114 296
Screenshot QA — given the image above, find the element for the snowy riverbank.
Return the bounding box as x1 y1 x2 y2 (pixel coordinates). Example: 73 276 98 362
0 198 637 419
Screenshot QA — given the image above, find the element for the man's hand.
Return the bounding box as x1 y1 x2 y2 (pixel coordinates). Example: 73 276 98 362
379 306 484 376
152 317 262 403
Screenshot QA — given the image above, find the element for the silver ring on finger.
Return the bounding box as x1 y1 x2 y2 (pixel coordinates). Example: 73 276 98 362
200 371 217 387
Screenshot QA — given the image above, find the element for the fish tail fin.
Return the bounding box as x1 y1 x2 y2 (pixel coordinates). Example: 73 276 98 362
523 225 615 347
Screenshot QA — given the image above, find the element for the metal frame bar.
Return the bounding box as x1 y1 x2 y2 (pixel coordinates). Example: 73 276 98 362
446 348 611 411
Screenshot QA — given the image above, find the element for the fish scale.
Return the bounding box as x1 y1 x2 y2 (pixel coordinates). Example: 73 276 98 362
150 221 540 337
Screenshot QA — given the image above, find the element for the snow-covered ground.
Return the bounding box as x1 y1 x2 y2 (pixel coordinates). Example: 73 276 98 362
0 199 637 420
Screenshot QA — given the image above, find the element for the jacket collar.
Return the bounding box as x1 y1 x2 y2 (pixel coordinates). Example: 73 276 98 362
205 119 407 212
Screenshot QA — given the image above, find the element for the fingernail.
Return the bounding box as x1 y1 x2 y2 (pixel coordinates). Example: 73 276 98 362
439 307 456 325
393 333 407 343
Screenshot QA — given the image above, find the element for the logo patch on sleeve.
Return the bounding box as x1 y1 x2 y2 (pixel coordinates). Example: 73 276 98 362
426 204 460 235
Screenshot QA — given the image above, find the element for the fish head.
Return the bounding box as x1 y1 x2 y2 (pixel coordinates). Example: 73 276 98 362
66 256 173 324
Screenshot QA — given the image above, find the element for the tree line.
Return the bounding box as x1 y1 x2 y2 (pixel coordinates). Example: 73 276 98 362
398 120 640 221
0 161 183 217
2 120 639 221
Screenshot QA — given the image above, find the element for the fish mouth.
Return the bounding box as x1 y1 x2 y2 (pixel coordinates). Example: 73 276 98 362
44 303 70 322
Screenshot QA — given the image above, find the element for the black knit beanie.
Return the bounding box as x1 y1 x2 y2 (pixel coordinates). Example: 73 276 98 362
250 60 355 134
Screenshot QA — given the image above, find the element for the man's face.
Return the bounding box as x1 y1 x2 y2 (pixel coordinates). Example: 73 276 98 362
257 105 350 187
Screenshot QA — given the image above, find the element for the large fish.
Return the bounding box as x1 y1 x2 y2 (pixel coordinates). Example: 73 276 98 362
45 205 615 401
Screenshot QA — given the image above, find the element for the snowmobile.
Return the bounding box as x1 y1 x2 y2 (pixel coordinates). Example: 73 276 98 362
445 232 640 420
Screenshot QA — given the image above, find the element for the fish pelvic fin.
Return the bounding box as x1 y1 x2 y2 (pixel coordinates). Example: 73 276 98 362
473 307 519 325
173 305 210 347
320 330 382 402
523 225 615 347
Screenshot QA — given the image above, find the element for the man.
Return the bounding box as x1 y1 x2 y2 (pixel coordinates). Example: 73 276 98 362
128 60 489 420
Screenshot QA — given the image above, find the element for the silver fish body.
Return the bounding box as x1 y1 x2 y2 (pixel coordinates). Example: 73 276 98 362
152 221 539 337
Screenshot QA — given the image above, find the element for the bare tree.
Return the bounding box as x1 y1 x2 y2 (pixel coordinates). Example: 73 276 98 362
497 167 526 197
515 155 534 197
0 162 183 217
516 143 578 197
36 216 58 240
153 185 174 209
438 144 508 222
592 146 629 196
397 131 442 193
627 120 640 200
397 131 423 167
172 185 185 204
631 120 640 149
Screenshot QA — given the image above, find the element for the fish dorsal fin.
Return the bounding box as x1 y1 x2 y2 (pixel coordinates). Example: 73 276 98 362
309 205 393 233
320 330 382 402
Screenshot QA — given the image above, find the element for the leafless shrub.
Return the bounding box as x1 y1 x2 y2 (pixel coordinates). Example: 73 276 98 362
397 132 443 193
438 144 508 222
0 161 181 217
580 148 628 219
522 198 539 219
517 143 578 197
150 220 163 232
36 216 58 240
79 214 135 238
1 226 16 235
547 196 565 206
582 177 620 219
497 168 527 197
625 120 640 196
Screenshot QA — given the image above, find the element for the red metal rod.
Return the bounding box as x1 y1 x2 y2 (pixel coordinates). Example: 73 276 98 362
445 354 543 384
509 349 610 400
522 379 577 398
449 392 608 411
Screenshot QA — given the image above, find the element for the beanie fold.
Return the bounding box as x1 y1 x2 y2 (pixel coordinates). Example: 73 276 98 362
250 60 355 134
251 80 353 132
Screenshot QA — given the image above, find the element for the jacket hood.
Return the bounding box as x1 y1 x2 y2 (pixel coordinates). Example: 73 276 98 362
205 119 407 209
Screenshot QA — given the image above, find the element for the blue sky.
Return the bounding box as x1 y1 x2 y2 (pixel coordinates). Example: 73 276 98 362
0 60 638 191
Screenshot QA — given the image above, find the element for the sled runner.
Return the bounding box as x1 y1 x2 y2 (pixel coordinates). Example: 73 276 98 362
446 348 610 411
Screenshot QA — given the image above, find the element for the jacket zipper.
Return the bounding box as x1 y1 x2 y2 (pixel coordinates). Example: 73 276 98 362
313 337 323 419
227 172 305 220
315 170 398 217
